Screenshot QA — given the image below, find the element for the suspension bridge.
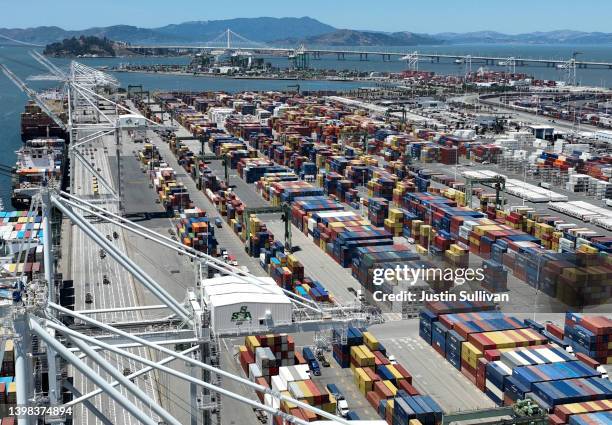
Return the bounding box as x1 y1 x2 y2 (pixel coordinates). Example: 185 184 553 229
125 28 612 70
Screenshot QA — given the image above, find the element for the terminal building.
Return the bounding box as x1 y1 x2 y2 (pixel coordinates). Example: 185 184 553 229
200 275 293 334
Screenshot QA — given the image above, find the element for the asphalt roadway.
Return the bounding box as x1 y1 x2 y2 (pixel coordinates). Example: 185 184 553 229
422 160 611 237
62 120 164 425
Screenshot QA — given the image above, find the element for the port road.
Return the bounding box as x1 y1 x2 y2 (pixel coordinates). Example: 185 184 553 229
64 115 165 425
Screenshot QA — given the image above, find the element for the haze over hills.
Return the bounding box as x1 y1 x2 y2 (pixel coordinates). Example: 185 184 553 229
275 29 441 47
434 30 612 45
1 17 612 46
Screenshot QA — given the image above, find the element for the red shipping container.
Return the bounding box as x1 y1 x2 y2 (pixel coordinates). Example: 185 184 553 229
290 408 305 421
546 323 564 340
393 364 412 384
580 316 612 336
363 367 380 382
373 381 393 399
575 352 600 370
461 359 476 384
476 358 487 392
547 414 564 425
373 351 390 366
366 390 382 410
255 377 269 402
485 349 501 361
300 406 317 422
398 379 419 396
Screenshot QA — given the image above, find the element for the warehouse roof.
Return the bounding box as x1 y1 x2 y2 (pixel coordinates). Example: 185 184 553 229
201 275 292 307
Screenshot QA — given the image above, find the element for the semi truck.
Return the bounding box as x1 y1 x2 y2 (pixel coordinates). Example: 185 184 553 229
302 347 321 376
326 384 349 417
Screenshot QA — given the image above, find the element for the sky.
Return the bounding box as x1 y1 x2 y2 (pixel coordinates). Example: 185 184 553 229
1 0 610 33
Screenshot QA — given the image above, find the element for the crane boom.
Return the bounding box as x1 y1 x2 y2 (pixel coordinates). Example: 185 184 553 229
29 50 66 79
0 63 67 131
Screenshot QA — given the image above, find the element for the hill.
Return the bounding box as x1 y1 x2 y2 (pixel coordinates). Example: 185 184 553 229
434 30 612 44
276 29 442 46
0 17 335 45
43 36 117 57
155 17 335 43
3 18 612 46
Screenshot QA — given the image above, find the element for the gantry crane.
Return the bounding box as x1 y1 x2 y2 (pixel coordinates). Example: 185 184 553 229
2 58 367 425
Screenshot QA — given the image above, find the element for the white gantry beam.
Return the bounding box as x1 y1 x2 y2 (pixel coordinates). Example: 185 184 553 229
65 335 181 425
47 319 310 425
50 195 192 323
58 191 324 314
67 345 199 407
29 318 160 425
48 304 353 425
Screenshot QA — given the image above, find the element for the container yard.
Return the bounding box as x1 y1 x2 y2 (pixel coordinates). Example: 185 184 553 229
0 11 611 425
128 84 611 424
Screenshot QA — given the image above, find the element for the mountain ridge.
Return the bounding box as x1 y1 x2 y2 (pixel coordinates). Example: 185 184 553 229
274 29 442 46
2 18 612 46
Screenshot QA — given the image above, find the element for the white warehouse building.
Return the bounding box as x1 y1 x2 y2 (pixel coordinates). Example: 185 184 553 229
201 275 293 334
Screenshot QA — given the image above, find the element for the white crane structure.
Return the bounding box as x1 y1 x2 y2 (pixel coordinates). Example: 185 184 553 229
1 56 371 425
400 51 419 72
558 52 582 86
498 57 516 74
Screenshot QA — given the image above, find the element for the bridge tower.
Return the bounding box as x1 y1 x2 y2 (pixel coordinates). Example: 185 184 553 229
290 44 310 70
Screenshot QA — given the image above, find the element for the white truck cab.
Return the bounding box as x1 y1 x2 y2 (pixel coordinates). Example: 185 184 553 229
336 398 349 418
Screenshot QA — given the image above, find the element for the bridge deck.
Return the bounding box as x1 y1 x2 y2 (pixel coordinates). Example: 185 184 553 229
126 45 612 67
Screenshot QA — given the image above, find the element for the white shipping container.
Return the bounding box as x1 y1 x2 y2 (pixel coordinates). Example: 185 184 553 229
536 348 565 364
502 352 530 368
248 363 262 381
271 375 287 393
256 347 276 370
287 381 304 400
264 393 273 408
519 350 546 365
279 367 298 386
486 379 504 400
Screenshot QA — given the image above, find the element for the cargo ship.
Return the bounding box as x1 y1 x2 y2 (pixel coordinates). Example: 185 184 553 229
11 138 66 209
20 99 67 142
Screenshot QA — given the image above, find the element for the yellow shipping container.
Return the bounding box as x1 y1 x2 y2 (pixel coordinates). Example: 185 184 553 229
415 245 428 254
383 380 398 396
350 345 375 367
450 244 468 255
359 345 376 365
461 342 483 369
387 399 394 417
281 391 297 410
386 364 403 381
298 380 314 404
350 345 363 360
245 336 260 352
363 332 379 351
322 393 337 413
388 208 404 221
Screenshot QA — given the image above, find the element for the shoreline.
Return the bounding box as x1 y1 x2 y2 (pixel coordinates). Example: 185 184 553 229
107 68 383 82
